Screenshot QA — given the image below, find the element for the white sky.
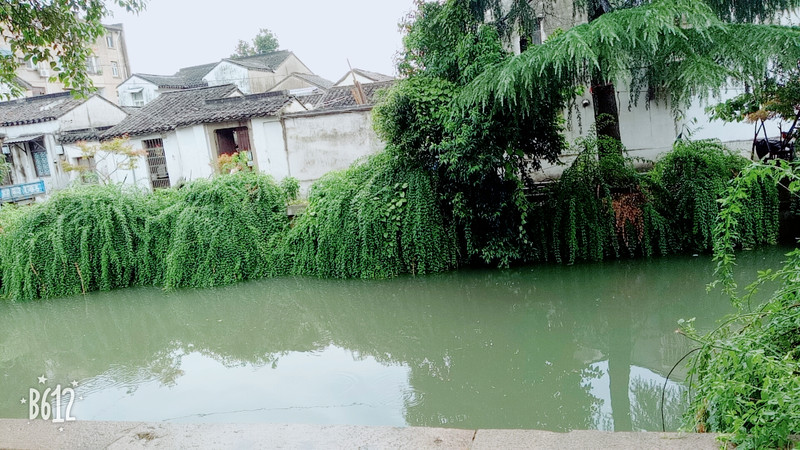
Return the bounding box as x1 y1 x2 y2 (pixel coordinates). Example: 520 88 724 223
108 0 417 82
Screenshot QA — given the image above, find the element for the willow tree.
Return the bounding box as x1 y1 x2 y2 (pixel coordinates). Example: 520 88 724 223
462 0 800 156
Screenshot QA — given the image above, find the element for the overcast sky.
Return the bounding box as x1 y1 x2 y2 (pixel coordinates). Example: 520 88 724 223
108 0 417 82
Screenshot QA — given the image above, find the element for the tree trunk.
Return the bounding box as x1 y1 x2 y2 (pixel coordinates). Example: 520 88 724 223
589 3 623 158
591 79 623 158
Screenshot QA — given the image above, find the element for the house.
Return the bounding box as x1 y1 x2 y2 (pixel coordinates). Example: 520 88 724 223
204 51 312 94
333 68 395 87
102 85 307 190
102 77 395 194
0 24 132 104
117 51 314 107
491 0 767 179
116 63 216 108
0 92 128 201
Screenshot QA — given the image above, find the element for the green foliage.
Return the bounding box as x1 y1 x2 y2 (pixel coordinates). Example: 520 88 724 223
231 28 279 58
0 185 149 301
708 61 800 128
529 138 778 265
0 1 147 98
683 161 800 448
145 172 291 289
648 140 779 252
373 76 458 166
271 152 458 278
540 133 671 263
462 0 800 119
279 176 300 203
0 173 291 300
379 0 568 265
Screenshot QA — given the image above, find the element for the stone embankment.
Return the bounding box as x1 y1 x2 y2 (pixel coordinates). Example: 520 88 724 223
0 419 723 449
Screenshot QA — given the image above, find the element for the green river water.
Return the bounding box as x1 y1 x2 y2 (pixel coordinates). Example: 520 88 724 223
0 247 791 431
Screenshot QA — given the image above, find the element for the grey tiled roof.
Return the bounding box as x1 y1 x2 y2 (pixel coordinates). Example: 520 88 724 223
296 93 323 106
58 126 114 144
334 68 395 86
135 61 217 89
174 62 218 86
198 91 293 123
291 73 334 90
225 50 293 72
0 92 88 126
314 81 394 110
102 85 293 138
135 73 197 89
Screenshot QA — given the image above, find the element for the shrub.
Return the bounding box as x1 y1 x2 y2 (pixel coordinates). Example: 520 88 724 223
648 140 779 252
271 152 458 278
148 172 291 289
0 185 149 300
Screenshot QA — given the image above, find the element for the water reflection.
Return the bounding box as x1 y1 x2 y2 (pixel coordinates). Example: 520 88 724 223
0 248 786 430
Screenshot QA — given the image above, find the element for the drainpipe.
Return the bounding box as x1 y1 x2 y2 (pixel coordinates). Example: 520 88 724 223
280 115 291 178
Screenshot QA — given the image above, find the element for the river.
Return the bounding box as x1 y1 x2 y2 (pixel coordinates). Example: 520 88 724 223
0 247 790 431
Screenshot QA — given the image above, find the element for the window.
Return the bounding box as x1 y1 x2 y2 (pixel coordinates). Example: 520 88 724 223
30 141 50 177
25 58 36 70
519 18 543 53
143 138 170 189
86 56 99 75
215 126 251 156
76 156 97 184
131 90 144 107
111 61 119 78
106 34 114 48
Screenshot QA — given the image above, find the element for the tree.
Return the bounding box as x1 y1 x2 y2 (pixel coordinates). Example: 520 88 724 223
63 137 146 185
0 0 146 99
375 0 568 264
462 0 800 157
230 28 279 58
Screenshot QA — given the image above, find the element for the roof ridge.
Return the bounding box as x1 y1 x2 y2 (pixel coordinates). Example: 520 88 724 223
0 91 73 106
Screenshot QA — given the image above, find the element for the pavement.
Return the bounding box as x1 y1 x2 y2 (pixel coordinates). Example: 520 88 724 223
0 419 725 449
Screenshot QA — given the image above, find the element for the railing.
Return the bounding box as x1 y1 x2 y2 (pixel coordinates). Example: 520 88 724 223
0 180 46 203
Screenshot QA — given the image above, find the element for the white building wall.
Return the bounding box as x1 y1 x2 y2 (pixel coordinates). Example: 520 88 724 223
61 141 150 191
117 76 159 107
58 97 128 130
250 117 290 180
282 109 384 193
1 121 66 193
174 125 214 182
204 62 250 93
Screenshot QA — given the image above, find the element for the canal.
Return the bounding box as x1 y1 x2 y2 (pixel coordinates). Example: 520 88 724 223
0 247 789 431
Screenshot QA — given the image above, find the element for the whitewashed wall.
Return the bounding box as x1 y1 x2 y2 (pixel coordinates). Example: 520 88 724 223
282 108 384 194
61 141 150 191
204 62 251 94
250 117 290 180
116 76 159 107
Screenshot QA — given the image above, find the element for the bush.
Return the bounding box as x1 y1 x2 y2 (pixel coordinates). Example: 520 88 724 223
271 152 458 278
147 172 291 289
0 185 149 300
685 161 800 448
648 140 778 252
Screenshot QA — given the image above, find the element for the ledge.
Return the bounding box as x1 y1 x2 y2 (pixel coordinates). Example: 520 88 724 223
0 419 724 449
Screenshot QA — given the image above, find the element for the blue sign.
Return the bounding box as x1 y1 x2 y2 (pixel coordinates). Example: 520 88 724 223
0 180 46 203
